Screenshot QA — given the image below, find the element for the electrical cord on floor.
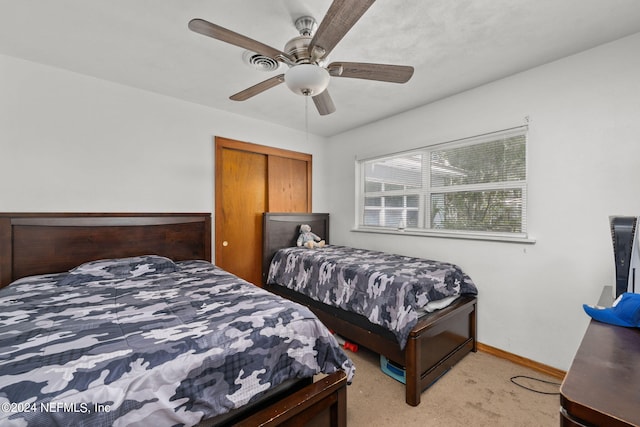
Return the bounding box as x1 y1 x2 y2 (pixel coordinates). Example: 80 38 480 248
510 375 561 395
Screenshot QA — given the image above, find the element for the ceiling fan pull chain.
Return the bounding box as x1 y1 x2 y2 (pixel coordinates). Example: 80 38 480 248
305 96 310 144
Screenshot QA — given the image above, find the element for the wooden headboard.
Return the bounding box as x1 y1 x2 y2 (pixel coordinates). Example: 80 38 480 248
0 213 211 288
262 212 329 284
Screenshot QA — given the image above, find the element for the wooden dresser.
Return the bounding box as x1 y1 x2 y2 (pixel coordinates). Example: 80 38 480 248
560 286 640 426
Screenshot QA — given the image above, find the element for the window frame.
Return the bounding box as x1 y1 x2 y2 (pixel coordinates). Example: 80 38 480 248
355 126 534 243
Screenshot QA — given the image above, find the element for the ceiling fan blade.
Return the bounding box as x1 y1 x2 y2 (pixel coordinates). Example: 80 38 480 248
309 0 375 60
189 19 292 62
229 74 285 101
328 62 414 83
312 90 336 116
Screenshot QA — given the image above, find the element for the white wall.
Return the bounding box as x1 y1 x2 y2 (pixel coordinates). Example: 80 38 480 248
325 32 640 370
3 32 639 371
0 54 329 252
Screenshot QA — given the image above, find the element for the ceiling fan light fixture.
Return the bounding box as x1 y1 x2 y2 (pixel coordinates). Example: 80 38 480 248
284 64 330 96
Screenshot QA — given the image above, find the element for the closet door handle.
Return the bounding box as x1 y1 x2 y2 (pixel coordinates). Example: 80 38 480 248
222 241 229 247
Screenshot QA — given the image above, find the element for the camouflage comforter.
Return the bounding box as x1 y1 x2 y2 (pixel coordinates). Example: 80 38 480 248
267 246 478 349
0 256 354 427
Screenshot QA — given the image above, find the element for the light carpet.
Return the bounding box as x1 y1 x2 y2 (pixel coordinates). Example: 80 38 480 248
314 347 561 426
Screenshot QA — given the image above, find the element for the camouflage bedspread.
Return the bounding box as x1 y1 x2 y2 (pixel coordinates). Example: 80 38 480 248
267 246 478 349
0 256 354 427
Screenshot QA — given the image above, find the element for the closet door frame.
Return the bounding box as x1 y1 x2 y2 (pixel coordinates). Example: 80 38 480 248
214 136 312 284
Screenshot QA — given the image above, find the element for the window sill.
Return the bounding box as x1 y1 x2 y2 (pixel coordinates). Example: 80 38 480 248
352 227 537 244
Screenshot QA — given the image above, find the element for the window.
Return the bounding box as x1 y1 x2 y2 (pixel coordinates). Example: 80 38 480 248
357 126 528 239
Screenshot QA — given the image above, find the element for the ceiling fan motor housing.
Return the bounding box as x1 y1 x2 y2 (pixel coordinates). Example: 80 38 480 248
284 35 316 65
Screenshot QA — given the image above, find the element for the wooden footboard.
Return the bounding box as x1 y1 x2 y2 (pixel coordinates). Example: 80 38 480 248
234 371 347 427
199 371 347 427
404 296 477 406
267 283 477 406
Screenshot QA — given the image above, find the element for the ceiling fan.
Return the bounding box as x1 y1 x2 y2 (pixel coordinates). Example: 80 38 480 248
188 0 414 116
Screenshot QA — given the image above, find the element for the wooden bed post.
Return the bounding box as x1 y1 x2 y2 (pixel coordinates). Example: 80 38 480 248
471 301 478 352
0 217 11 288
330 385 348 427
405 335 421 406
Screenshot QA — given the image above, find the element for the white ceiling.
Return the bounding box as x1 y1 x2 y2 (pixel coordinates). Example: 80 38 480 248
2 0 640 137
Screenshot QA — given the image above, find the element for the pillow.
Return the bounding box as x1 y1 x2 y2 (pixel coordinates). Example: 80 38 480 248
69 255 179 279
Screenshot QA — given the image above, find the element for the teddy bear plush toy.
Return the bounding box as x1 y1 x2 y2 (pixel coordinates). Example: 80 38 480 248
297 224 326 249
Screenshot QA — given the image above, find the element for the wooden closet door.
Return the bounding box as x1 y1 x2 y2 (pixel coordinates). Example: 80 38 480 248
215 137 311 286
216 145 267 285
268 156 311 212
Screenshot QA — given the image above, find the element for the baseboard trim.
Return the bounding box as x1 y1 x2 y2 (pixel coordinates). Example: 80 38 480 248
477 342 566 380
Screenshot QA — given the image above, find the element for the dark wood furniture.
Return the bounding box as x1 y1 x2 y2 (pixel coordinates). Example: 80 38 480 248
0 212 211 288
262 212 478 407
560 286 640 427
0 212 347 427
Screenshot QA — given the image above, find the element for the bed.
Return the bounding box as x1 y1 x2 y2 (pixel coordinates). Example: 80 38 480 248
262 212 478 407
0 212 352 427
